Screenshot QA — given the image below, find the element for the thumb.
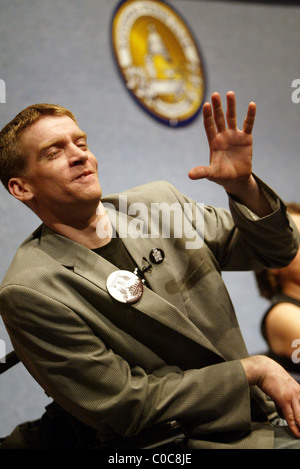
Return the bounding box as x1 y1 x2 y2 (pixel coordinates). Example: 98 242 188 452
188 165 212 180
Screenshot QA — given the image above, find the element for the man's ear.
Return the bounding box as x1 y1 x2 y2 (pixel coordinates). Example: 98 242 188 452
8 177 34 203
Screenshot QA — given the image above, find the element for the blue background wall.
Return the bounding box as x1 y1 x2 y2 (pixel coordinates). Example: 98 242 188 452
0 0 299 436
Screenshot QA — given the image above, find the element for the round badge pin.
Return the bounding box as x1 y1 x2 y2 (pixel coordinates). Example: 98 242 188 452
106 270 143 304
149 248 165 264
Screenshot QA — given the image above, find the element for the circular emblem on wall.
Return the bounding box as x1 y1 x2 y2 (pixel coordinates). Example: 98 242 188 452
111 0 206 127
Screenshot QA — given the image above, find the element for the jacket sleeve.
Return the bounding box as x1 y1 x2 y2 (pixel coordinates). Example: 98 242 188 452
167 177 299 271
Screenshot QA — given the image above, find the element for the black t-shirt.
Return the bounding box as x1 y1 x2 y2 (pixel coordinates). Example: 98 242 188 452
93 236 137 272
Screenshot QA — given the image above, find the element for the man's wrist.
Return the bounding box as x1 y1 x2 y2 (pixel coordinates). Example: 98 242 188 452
240 355 269 387
225 175 273 217
225 174 260 200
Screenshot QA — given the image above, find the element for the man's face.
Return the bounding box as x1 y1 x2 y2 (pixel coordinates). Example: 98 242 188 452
16 115 102 220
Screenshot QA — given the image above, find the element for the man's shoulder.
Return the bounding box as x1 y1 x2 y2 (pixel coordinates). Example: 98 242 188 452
0 225 53 290
102 180 182 206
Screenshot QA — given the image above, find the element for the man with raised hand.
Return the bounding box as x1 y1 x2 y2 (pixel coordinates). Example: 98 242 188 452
0 92 299 449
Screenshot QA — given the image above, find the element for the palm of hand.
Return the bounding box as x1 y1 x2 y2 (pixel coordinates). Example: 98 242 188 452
207 128 253 186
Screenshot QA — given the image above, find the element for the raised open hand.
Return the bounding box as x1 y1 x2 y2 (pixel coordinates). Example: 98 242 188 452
189 91 256 194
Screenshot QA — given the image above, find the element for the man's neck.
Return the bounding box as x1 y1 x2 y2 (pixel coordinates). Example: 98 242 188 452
45 202 112 249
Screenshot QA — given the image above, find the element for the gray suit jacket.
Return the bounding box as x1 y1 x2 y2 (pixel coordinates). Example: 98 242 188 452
1 180 298 449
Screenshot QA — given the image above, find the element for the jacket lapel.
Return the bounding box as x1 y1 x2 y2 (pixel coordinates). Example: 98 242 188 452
39 222 224 361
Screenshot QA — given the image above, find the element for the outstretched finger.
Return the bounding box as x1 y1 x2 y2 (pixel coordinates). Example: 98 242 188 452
243 102 256 134
211 92 226 133
203 102 217 143
226 91 237 130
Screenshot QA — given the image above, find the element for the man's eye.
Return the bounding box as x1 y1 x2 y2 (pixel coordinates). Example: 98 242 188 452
77 142 88 150
46 150 60 159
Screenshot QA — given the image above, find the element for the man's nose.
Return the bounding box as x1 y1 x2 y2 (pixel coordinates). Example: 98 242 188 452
69 144 88 165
